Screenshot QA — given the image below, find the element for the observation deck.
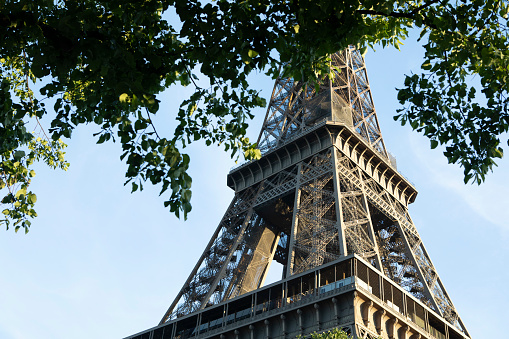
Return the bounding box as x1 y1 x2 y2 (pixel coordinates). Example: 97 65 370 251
126 254 467 339
228 121 418 208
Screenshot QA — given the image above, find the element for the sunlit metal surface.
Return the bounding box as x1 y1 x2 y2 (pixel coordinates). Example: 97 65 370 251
153 48 469 338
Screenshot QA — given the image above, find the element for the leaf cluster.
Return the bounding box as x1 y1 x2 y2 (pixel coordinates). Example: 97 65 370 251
296 328 356 339
395 0 509 184
1 0 507 232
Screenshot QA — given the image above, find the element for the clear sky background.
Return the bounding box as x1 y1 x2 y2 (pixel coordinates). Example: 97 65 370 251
1 32 508 339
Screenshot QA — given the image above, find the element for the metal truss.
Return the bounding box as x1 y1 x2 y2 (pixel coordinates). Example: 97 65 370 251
257 47 387 157
161 151 337 323
162 144 466 332
330 49 387 156
159 47 468 336
288 155 339 275
334 149 465 331
356 324 383 339
160 188 263 322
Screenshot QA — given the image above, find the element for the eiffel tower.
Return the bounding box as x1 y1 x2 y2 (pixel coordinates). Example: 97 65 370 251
126 48 470 339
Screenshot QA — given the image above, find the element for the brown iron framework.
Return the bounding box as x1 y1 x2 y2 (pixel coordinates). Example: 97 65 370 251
157 48 469 338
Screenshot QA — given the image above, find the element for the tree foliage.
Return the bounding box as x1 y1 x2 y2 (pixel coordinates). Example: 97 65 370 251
1 0 508 232
297 328 353 339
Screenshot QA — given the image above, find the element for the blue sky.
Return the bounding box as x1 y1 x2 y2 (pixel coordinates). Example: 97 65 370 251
1 36 508 339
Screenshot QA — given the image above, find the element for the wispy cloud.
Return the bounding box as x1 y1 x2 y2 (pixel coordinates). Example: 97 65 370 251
408 132 509 232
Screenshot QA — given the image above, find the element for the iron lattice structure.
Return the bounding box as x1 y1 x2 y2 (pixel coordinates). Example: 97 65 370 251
256 49 387 157
159 47 469 337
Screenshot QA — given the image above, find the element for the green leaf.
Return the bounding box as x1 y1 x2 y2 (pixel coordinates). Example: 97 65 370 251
97 134 107 144
183 189 192 202
15 188 26 199
13 150 25 161
464 173 473 184
492 148 503 158
248 50 259 58
119 93 129 103
27 193 37 204
183 202 192 214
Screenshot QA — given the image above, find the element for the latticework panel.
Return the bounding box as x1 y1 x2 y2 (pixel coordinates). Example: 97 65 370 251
162 142 466 334
160 185 266 322
291 172 339 274
257 47 387 158
356 324 384 339
157 42 470 337
256 76 317 153
331 49 386 156
334 148 464 330
339 175 377 260
286 150 341 275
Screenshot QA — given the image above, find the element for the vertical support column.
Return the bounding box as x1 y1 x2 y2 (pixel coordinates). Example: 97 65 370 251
297 309 303 335
403 293 408 316
280 314 287 338
357 168 383 270
287 163 302 277
171 321 177 339
281 281 286 307
221 304 227 328
314 303 321 331
332 297 339 325
282 281 287 307
251 293 255 317
332 147 348 256
195 314 201 338
425 309 429 333
315 270 319 295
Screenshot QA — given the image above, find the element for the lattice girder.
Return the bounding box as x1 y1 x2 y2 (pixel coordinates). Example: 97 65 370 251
159 47 468 336
333 148 464 329
258 47 387 158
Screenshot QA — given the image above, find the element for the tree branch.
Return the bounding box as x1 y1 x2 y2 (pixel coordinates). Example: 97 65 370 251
410 0 444 15
356 8 439 30
356 9 413 19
